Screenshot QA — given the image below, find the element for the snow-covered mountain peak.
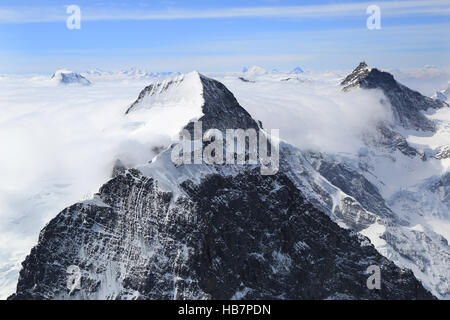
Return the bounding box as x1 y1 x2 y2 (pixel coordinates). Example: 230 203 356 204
432 82 450 102
126 71 259 132
340 61 371 90
341 62 448 131
125 71 204 114
433 90 448 102
50 69 91 86
291 67 304 74
245 66 268 76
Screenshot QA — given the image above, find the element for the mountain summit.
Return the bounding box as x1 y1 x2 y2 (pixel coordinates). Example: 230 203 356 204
341 62 448 131
291 67 304 74
340 62 370 90
126 71 259 133
51 69 91 86
432 82 450 102
245 66 268 76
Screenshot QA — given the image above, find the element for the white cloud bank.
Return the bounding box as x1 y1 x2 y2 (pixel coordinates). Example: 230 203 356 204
217 71 393 154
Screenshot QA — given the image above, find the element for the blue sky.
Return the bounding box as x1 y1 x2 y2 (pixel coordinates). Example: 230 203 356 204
1 0 449 73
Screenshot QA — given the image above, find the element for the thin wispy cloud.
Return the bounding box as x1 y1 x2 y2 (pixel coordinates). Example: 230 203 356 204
0 0 449 23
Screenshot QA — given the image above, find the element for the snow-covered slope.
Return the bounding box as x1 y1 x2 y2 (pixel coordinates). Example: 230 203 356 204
125 71 204 115
432 82 450 102
291 67 304 74
245 66 268 77
51 69 91 86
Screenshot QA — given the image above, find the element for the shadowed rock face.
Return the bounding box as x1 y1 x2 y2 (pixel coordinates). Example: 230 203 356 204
187 75 260 133
340 62 371 90
126 72 259 133
9 73 434 300
341 62 448 132
9 168 433 300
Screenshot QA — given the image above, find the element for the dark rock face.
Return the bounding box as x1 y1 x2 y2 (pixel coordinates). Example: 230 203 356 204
341 62 371 90
191 75 259 133
361 69 445 131
9 168 433 300
180 170 430 300
238 77 254 83
341 62 448 132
